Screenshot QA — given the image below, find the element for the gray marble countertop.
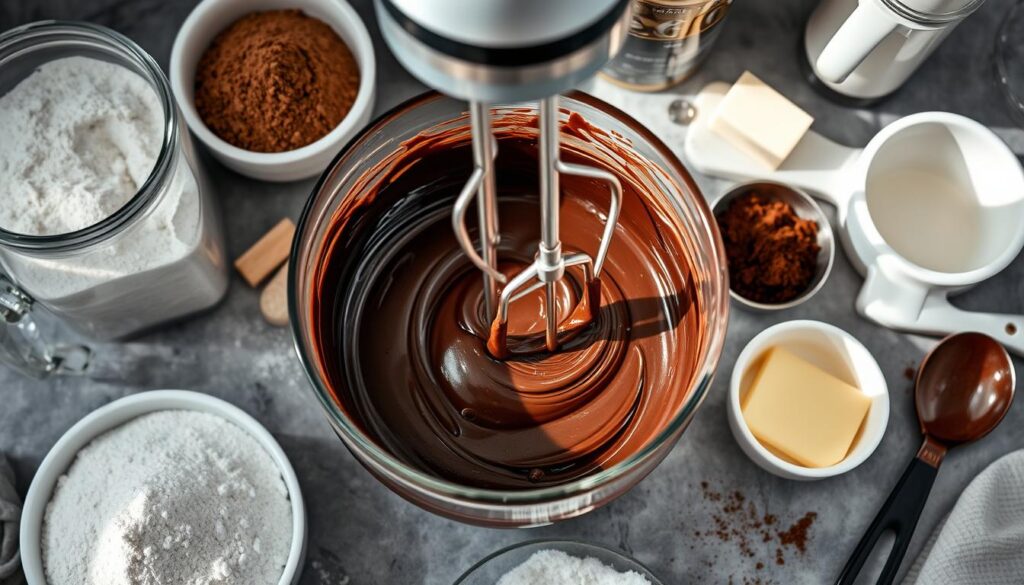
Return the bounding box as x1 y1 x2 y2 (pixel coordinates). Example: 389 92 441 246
2 0 1023 584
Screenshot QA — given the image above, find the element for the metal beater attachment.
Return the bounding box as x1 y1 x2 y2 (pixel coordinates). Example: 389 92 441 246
452 101 504 319
453 96 622 358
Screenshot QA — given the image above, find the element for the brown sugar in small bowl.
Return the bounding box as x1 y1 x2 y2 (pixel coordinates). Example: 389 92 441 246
713 181 835 312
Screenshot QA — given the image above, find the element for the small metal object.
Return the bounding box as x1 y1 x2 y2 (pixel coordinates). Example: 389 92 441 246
453 96 622 353
668 98 697 125
452 101 504 317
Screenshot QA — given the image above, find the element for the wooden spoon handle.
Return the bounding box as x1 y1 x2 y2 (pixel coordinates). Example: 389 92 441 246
260 262 289 327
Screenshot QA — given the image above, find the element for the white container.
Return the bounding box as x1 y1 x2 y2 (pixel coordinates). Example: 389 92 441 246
684 84 1024 356
0 22 229 378
170 0 377 181
727 320 890 481
20 390 307 585
804 0 987 102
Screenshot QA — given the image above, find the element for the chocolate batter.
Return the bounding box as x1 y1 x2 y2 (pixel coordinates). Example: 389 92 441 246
311 111 706 489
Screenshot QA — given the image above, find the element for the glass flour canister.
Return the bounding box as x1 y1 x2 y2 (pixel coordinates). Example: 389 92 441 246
0 22 229 378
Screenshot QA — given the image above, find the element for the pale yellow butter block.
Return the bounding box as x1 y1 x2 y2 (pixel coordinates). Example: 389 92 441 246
741 347 871 468
709 71 814 170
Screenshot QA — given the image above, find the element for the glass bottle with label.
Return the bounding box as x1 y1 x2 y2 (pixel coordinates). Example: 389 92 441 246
602 0 734 91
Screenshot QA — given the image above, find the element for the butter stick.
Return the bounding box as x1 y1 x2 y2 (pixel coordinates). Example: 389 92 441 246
709 71 813 170
741 347 871 468
235 218 295 287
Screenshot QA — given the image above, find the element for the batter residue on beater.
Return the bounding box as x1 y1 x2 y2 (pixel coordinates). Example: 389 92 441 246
312 111 706 489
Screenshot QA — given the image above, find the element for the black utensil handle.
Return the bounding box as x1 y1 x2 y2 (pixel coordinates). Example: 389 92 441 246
834 456 939 585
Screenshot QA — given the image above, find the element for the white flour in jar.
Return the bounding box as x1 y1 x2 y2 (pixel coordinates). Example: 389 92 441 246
42 410 293 585
0 56 226 339
0 56 164 236
497 550 653 585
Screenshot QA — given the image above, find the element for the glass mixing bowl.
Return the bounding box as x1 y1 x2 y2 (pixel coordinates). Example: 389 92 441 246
289 91 728 527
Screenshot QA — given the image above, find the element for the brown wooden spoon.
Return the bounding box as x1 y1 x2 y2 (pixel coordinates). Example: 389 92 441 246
835 332 1015 585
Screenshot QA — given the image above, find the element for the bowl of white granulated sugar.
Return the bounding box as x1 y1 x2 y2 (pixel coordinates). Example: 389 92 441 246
20 390 306 585
455 540 664 585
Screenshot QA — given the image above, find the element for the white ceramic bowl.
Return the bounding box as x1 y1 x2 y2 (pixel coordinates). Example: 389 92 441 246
727 320 889 480
20 390 307 585
170 0 376 181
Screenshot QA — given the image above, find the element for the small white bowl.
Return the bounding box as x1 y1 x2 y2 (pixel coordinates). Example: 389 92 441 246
21 390 307 585
170 0 376 181
727 320 889 480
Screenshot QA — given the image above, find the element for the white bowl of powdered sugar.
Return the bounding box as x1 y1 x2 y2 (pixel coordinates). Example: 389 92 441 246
20 390 306 585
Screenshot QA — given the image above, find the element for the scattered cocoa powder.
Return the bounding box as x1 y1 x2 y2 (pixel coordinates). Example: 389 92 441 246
717 191 821 304
695 481 818 581
903 364 917 380
730 577 772 585
194 10 360 152
777 512 817 553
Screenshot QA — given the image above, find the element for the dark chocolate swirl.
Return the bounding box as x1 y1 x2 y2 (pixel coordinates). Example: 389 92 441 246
314 116 704 489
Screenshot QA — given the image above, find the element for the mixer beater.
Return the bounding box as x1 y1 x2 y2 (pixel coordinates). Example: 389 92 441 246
480 96 621 356
377 0 631 356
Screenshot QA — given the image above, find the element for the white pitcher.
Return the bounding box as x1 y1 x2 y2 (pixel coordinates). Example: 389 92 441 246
804 0 987 102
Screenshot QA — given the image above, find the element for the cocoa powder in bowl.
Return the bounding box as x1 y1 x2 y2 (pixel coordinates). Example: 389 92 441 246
194 9 360 153
716 191 821 304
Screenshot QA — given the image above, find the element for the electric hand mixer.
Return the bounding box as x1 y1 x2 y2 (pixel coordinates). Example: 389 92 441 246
376 0 631 356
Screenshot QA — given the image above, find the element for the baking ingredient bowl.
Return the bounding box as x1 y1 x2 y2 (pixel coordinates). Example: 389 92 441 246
713 181 835 312
289 91 729 527
20 390 307 585
454 540 665 584
170 0 376 181
728 320 889 480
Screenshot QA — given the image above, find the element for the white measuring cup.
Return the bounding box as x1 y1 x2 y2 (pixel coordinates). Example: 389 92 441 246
684 82 1024 355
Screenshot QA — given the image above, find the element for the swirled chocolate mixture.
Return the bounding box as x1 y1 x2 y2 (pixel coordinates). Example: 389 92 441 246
312 114 707 489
